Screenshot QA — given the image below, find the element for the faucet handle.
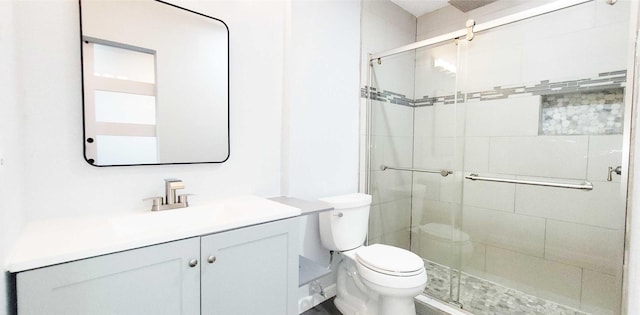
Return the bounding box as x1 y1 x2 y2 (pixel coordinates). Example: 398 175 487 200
143 197 164 211
178 194 195 206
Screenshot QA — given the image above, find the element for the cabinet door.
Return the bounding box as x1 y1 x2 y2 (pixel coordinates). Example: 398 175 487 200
201 217 299 315
17 237 200 315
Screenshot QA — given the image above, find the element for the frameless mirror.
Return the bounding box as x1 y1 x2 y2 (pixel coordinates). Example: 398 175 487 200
79 0 229 166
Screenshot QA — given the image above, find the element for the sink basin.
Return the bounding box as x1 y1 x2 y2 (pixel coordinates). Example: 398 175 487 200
108 195 301 238
7 195 301 273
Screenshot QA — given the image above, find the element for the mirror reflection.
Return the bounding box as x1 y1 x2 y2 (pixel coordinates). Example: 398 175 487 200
80 0 229 166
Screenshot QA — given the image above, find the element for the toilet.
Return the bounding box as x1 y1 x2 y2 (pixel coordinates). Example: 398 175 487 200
318 193 427 315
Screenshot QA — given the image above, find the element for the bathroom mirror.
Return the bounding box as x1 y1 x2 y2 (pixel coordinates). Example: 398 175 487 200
79 0 229 166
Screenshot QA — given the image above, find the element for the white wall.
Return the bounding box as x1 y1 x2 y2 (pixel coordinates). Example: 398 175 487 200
3 0 286 312
284 0 360 201
283 0 361 311
15 0 285 223
0 1 24 314
3 0 364 314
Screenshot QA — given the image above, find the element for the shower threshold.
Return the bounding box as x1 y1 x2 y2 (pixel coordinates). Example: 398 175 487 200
422 260 589 315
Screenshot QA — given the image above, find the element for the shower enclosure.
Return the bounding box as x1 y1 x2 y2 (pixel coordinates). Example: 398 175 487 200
365 1 633 314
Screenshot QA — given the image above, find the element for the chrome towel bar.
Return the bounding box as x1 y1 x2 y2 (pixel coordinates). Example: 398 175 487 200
380 165 453 177
465 173 593 191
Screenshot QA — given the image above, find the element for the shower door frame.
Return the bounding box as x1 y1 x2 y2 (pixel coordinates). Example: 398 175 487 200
363 0 640 312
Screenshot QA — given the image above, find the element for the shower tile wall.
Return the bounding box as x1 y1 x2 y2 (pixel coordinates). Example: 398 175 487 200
360 0 416 249
410 1 630 314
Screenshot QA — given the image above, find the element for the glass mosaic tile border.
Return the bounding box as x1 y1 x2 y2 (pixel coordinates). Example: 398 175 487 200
361 70 626 107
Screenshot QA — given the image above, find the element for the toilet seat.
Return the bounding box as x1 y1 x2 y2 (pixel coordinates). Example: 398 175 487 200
356 244 424 278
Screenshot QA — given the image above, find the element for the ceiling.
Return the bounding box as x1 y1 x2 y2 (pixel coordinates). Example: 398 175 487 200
389 0 450 17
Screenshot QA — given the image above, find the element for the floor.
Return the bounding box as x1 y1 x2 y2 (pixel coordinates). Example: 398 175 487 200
300 298 342 315
300 297 439 315
301 260 589 315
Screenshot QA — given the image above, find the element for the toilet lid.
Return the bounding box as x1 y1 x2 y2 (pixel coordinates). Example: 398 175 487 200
356 244 424 277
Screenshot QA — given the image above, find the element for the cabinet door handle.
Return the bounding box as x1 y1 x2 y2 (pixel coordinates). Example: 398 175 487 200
188 259 198 267
208 256 216 264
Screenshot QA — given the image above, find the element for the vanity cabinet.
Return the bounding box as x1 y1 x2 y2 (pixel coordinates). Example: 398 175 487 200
15 218 299 315
201 218 298 314
16 237 201 315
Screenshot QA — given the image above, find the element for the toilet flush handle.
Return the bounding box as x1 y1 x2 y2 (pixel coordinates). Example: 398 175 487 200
333 212 343 218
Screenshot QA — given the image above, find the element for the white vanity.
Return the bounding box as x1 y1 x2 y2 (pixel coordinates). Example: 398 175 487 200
7 196 301 315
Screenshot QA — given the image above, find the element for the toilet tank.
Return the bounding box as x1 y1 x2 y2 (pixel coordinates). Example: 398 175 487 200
318 193 372 251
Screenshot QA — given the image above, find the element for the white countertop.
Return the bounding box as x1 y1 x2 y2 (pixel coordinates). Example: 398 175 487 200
268 196 333 215
7 196 301 273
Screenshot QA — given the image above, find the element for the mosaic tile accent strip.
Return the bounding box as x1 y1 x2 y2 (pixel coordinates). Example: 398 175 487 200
423 260 589 315
540 88 624 135
361 70 626 107
361 87 414 107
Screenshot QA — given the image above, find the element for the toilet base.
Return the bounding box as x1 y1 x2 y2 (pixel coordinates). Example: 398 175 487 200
379 295 416 315
334 256 425 315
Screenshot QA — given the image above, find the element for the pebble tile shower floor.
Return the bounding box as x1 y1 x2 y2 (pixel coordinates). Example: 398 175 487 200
424 260 588 315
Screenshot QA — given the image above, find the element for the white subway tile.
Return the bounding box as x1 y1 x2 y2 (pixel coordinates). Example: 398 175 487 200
461 241 486 278
379 198 412 234
522 23 628 84
369 203 383 240
463 137 490 173
414 136 463 171
439 172 464 203
465 97 540 137
416 6 466 41
515 180 626 229
463 173 515 212
588 135 623 182
369 169 413 204
462 206 545 257
370 101 414 137
414 44 459 98
369 135 384 170
516 1 595 43
434 103 465 138
581 269 621 315
371 135 414 170
466 42 523 92
415 223 480 272
371 51 416 98
545 220 624 275
413 198 460 228
489 136 588 179
413 172 442 204
485 246 582 309
374 229 411 251
595 0 630 27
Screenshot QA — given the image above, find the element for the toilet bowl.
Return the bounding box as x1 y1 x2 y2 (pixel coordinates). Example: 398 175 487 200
318 194 428 315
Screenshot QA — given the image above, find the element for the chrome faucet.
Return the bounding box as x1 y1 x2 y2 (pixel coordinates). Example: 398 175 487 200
145 178 191 211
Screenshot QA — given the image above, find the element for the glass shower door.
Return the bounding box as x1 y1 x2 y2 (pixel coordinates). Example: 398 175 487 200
367 39 466 304
456 1 629 314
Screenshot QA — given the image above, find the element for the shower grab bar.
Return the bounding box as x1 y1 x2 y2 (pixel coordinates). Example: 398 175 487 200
380 165 453 177
465 173 593 191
